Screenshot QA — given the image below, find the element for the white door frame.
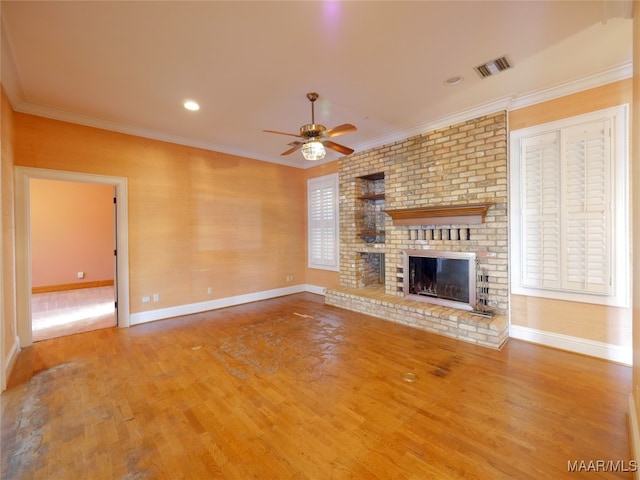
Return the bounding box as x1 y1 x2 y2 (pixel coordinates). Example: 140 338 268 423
15 167 130 347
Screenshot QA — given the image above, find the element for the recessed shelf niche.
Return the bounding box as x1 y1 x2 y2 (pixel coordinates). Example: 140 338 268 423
356 172 385 243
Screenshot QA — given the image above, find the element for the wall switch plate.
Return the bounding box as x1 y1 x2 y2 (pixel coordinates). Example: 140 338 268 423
77 272 85 279
142 296 150 303
153 293 159 302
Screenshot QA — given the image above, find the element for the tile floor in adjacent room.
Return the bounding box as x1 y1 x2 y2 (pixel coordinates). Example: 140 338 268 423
31 286 117 341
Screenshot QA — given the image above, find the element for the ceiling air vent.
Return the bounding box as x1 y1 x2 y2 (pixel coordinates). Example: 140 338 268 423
474 56 512 79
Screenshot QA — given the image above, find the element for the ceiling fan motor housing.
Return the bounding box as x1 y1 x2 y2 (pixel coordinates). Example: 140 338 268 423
300 123 326 138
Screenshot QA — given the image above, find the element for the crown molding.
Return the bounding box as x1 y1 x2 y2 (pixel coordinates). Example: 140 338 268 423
11 102 304 168
351 62 632 156
7 62 632 170
509 62 632 110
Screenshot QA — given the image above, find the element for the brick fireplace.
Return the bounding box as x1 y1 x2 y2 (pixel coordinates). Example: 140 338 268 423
325 112 509 349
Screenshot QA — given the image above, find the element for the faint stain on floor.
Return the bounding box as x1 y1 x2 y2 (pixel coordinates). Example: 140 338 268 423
212 313 344 382
3 362 78 478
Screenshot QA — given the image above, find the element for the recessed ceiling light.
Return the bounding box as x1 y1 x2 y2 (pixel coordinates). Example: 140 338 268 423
445 76 464 86
184 100 200 111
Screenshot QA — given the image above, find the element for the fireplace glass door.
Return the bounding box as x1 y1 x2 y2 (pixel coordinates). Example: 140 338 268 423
403 250 476 310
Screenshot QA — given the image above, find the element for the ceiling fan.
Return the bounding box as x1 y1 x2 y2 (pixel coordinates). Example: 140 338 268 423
263 92 357 160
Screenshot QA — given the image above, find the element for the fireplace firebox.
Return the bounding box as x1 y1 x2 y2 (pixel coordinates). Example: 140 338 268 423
403 250 476 311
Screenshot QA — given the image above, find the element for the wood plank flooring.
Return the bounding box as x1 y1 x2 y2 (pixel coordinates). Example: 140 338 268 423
1 293 632 479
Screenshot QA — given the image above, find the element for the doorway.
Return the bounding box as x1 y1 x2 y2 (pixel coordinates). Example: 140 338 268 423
14 167 130 348
30 179 117 341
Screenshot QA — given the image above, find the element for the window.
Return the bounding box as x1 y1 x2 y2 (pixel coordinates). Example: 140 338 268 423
308 173 339 271
510 105 629 307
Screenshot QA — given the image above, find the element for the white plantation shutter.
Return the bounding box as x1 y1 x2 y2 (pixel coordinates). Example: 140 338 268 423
562 120 611 294
521 132 561 289
510 105 628 307
308 174 339 270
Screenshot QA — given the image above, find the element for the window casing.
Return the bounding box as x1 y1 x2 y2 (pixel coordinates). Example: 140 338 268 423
509 105 629 307
308 173 339 271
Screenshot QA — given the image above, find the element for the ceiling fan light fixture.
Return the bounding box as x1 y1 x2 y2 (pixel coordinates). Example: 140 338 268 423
264 92 355 159
301 140 326 161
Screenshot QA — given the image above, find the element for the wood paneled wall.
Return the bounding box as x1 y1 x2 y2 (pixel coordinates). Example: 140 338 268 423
13 114 306 313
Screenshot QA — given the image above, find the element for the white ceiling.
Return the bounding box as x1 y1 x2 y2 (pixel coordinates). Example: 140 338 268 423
0 1 633 168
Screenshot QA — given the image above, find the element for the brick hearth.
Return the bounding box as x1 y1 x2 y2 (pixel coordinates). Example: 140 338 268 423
325 286 508 349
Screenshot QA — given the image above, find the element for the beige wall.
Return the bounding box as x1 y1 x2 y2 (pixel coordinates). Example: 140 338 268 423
13 113 306 313
1 86 18 389
508 79 631 130
30 179 115 288
509 79 632 350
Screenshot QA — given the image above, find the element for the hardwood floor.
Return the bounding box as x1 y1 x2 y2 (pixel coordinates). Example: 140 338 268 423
1 293 632 479
31 286 116 341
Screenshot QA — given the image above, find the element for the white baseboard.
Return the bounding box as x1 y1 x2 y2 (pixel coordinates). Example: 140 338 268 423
130 284 310 326
509 324 632 365
629 394 640 479
304 284 327 296
2 335 20 391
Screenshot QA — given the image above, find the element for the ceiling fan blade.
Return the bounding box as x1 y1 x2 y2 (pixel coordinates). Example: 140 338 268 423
323 140 354 156
281 143 303 156
324 123 357 138
263 129 303 138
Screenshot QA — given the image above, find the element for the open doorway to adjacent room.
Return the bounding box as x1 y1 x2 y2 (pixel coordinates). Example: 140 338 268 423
14 167 130 349
30 178 117 341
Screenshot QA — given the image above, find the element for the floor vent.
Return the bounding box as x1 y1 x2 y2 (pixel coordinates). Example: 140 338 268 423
474 56 512 78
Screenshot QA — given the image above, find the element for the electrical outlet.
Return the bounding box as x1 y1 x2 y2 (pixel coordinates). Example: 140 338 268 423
142 296 150 303
286 275 294 282
153 293 159 302
207 287 212 294
77 272 85 279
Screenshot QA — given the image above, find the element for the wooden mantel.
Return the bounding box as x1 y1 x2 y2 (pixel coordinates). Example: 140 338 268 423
384 203 493 226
